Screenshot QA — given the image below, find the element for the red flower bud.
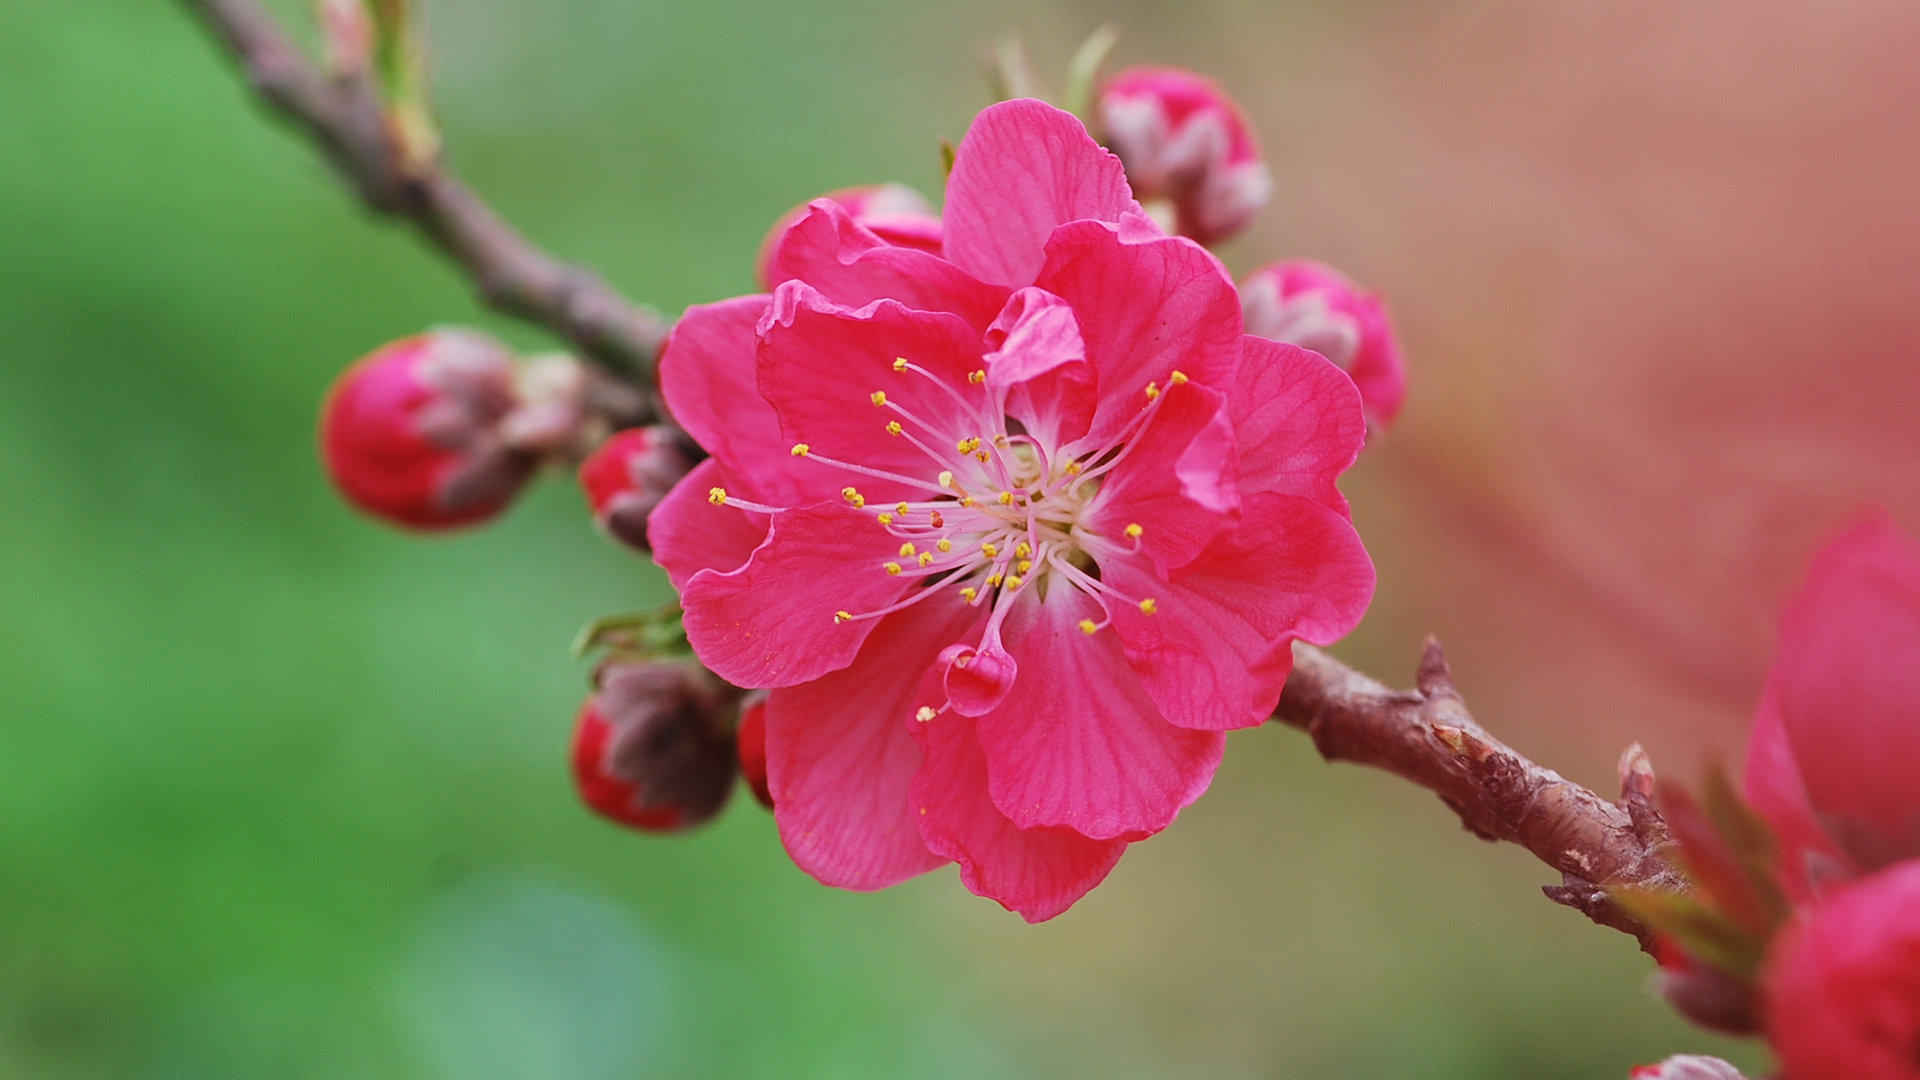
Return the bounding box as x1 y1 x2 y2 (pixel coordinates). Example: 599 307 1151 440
577 426 698 552
319 330 534 531
736 694 771 810
1628 1056 1747 1080
1098 66 1272 245
1242 260 1407 428
1763 860 1920 1080
570 662 738 832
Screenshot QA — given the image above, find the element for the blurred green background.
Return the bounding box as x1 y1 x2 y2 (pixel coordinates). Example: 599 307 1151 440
0 1 1812 1077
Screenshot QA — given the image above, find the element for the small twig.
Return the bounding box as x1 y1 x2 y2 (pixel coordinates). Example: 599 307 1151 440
180 0 671 395
1273 638 1684 946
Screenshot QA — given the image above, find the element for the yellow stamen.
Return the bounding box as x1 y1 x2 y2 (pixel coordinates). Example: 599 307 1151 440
885 420 903 436
870 390 888 406
958 496 977 508
986 573 1004 587
981 542 999 558
884 562 903 576
899 542 917 557
1064 462 1082 476
968 369 986 384
1169 370 1189 385
1017 560 1032 573
791 442 811 456
1139 598 1158 615
1078 618 1099 635
877 512 894 525
833 610 852 624
1014 541 1032 558
959 586 978 602
1124 522 1144 539
707 487 728 506
1004 574 1024 589
936 539 953 553
917 552 933 567
974 451 990 463
896 502 910 515
997 491 1014 506
915 706 936 722
937 471 954 489
892 357 909 373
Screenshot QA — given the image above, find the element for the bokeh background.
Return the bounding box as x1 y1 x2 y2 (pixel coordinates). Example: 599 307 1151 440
6 1 1917 1076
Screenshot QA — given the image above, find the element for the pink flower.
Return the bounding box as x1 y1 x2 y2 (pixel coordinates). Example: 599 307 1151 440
1097 66 1272 245
1742 516 1920 892
649 99 1373 920
1629 1056 1748 1080
319 330 535 530
1242 260 1407 428
578 425 698 552
1763 860 1920 1080
757 184 943 291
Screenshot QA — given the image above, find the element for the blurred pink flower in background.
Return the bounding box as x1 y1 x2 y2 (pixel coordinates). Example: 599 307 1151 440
651 99 1373 920
1242 259 1405 428
1097 66 1271 245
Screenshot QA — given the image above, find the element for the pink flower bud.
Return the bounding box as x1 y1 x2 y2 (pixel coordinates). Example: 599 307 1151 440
1747 516 1920 874
757 184 943 290
577 426 698 552
571 662 739 832
1098 66 1272 245
1764 860 1920 1080
319 330 534 531
1629 1056 1748 1080
736 694 772 810
1242 260 1407 427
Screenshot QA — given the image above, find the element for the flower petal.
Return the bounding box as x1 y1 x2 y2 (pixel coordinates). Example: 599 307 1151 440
1771 515 1920 871
942 99 1139 287
757 282 987 501
1231 335 1366 514
763 200 1008 331
648 459 769 592
679 502 908 688
973 588 1224 838
767 596 982 889
1082 381 1238 575
658 295 812 505
1105 493 1377 729
912 712 1128 922
1035 220 1242 444
1743 685 1848 902
982 287 1096 450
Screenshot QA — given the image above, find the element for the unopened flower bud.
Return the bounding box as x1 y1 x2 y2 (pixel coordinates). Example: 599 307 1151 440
577 425 698 552
1242 260 1407 428
736 693 772 810
1763 860 1920 1080
1628 1055 1748 1079
757 184 943 290
1654 956 1761 1036
571 662 740 831
319 330 534 531
1098 66 1272 245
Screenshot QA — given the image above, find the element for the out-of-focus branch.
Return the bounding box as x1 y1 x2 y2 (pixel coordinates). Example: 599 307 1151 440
1274 639 1686 946
180 0 671 397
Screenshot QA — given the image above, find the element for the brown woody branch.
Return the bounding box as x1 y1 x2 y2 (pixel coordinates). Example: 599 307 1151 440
181 0 670 397
1274 639 1684 946
183 0 1682 950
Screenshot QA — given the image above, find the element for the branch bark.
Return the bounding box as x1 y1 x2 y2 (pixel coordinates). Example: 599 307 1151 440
181 0 670 394
1274 639 1684 946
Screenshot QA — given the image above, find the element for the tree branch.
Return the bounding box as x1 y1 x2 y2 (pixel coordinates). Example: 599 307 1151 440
1273 638 1684 946
180 0 671 395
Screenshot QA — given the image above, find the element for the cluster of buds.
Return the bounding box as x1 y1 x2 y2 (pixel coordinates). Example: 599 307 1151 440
578 425 700 553
1624 518 1920 1080
570 660 759 831
320 329 664 532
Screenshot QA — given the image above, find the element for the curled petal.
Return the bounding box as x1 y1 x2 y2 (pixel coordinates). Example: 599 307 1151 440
762 200 1006 330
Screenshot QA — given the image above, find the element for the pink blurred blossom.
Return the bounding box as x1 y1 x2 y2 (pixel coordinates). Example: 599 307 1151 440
1242 259 1406 427
1097 67 1271 246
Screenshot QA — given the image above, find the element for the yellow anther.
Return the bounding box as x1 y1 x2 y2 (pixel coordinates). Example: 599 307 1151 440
886 420 903 436
981 542 999 558
1004 574 1024 589
1017 560 1033 573
896 502 910 515
1169 370 1189 385
1078 618 1099 635
986 573 1004 587
938 471 954 489
956 436 980 454
1139 598 1159 615
833 610 852 624
997 491 1014 506
959 496 977 508
1064 462 1082 476
790 442 811 456
915 706 936 722
959 586 978 602
1014 541 1032 558
884 562 903 576
707 487 728 505
936 539 953 553
847 494 866 508
975 451 990 463
877 512 894 525
899 542 917 557
917 552 934 568
892 357 909 372
968 369 986 384
1144 381 1160 400
1124 522 1144 539
870 390 888 406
